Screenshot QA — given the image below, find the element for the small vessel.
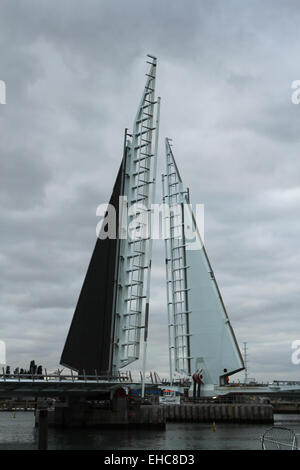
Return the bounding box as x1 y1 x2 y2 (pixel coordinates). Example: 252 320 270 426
159 389 180 405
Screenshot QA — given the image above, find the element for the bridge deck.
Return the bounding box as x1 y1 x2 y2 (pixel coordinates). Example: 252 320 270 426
0 375 145 398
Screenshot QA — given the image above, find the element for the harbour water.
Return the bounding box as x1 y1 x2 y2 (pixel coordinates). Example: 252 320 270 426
0 412 299 450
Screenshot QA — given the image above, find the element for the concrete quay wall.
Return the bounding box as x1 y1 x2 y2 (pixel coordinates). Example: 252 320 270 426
37 402 273 428
164 403 273 424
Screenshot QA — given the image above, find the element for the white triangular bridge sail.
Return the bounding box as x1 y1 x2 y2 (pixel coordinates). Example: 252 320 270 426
162 138 244 386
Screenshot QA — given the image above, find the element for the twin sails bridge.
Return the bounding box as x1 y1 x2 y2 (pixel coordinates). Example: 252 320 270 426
1 55 248 400
59 54 244 397
2 57 299 441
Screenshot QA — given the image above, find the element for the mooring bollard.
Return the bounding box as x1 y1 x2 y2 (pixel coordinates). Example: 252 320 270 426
38 408 48 450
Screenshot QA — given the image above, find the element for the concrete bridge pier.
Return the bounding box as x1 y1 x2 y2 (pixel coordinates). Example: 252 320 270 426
36 388 166 429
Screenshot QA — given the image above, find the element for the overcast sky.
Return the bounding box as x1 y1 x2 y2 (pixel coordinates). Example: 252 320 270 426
1 0 300 382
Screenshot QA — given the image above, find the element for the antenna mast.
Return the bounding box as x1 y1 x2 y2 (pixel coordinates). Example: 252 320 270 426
243 342 249 384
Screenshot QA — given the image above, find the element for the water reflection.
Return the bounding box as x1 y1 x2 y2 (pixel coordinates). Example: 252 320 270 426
0 412 300 450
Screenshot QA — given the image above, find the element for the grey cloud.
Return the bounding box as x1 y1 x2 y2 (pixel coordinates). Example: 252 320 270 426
0 0 300 382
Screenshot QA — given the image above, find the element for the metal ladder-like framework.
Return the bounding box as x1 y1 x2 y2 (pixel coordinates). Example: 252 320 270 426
162 138 191 380
113 56 160 380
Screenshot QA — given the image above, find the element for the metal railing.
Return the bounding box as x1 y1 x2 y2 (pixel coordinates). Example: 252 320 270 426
0 368 131 383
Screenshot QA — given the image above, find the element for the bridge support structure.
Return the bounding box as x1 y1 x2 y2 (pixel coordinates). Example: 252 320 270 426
35 388 166 429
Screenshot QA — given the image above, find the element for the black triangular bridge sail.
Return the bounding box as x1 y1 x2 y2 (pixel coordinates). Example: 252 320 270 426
60 152 126 375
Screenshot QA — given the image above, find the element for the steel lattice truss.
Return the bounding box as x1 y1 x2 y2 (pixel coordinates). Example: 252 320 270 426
112 55 160 371
162 138 191 377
